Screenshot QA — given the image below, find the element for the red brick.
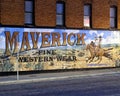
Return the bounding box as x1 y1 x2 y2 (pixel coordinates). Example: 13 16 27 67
0 0 119 29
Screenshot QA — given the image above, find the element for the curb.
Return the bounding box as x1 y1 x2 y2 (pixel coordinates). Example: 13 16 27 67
0 71 120 85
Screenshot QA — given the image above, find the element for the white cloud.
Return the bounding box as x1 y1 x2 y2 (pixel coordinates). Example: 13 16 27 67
0 42 5 49
24 28 55 32
37 42 41 49
89 30 97 35
0 36 5 41
0 28 5 34
101 31 120 44
64 29 80 34
99 32 104 37
85 38 94 45
0 36 5 49
101 38 110 44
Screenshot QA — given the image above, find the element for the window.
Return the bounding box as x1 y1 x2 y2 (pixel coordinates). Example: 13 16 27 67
25 0 34 25
110 6 117 28
84 4 92 28
56 2 65 26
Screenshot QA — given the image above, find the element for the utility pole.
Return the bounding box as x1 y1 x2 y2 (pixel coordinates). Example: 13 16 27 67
17 35 20 80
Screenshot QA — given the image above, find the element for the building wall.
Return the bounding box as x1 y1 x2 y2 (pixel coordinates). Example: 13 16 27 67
1 0 24 26
35 0 56 27
118 0 120 29
66 0 83 28
0 0 119 29
92 0 110 29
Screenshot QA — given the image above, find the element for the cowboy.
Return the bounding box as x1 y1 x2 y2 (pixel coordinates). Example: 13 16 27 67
90 41 98 56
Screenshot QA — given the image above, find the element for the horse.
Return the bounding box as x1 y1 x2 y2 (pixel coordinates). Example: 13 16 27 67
85 44 113 64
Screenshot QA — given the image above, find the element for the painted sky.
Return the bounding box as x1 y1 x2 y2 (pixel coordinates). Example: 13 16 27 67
0 27 120 50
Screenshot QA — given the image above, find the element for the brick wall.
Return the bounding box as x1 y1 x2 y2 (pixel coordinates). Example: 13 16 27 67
92 0 110 29
35 0 56 27
0 0 1 24
0 0 120 29
118 0 120 29
1 0 24 25
66 0 83 28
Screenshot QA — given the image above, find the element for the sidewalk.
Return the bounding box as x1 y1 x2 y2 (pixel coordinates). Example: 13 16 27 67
0 68 120 85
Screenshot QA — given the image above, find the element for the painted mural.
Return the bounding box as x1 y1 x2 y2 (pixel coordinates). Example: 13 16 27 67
0 27 120 72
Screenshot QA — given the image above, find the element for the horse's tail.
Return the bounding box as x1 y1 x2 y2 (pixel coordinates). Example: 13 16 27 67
103 52 113 60
104 47 113 51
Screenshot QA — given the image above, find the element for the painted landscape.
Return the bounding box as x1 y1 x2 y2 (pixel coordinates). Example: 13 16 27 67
0 27 120 72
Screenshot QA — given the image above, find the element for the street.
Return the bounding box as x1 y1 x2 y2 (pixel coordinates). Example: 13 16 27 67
0 72 120 96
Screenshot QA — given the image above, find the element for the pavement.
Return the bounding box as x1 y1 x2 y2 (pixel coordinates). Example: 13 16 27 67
0 67 120 85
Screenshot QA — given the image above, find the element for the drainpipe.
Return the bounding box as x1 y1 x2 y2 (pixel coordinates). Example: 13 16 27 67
0 0 1 26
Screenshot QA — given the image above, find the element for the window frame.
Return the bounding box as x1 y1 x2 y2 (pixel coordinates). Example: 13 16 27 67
24 0 35 26
56 1 65 27
83 4 92 28
110 6 117 29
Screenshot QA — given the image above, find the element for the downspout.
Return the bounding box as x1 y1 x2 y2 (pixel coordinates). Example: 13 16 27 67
0 0 1 26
